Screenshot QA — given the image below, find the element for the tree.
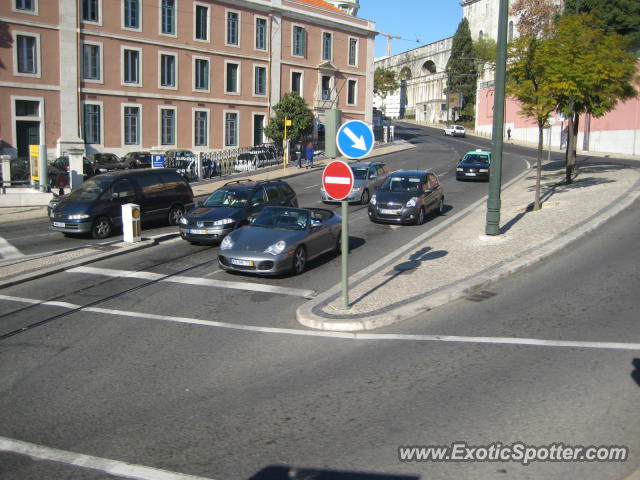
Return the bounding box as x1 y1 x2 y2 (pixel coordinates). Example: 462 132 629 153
563 0 640 53
446 18 477 121
263 92 314 146
374 67 399 102
510 0 562 39
472 37 497 66
540 13 639 183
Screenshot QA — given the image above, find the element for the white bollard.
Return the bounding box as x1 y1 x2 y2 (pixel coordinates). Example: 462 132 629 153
122 203 141 243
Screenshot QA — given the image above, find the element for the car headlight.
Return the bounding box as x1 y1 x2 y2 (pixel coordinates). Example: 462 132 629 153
265 240 286 255
67 214 91 220
213 218 234 226
370 194 377 205
479 168 489 172
456 167 463 172
220 236 234 250
406 197 419 208
179 216 188 225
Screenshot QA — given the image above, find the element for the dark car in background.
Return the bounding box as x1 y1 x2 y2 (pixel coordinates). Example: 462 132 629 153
165 150 198 181
321 161 389 204
48 168 194 239
48 155 96 189
179 179 298 244
90 153 126 173
456 150 492 181
368 170 444 225
218 206 341 275
122 151 152 169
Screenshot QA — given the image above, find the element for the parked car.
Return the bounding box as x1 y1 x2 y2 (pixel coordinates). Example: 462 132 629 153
321 161 389 204
179 179 298 244
444 125 466 137
368 170 444 225
456 150 492 181
218 206 341 275
48 168 194 239
122 151 152 169
90 153 126 173
48 155 96 189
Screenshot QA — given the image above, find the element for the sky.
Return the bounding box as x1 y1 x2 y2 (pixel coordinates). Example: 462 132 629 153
357 0 464 59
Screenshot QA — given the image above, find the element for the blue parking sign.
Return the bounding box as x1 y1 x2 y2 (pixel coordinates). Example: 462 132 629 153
152 154 165 168
336 120 374 160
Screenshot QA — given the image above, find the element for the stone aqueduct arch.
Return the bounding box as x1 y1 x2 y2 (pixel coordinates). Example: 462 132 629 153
374 37 453 123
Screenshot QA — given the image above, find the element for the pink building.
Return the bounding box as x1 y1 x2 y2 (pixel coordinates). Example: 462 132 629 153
0 0 376 161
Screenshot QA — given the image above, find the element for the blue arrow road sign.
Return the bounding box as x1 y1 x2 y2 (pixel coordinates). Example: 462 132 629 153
336 120 374 160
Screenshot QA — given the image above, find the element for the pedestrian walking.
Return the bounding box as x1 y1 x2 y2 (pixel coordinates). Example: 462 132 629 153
507 127 512 141
305 142 314 169
295 142 302 168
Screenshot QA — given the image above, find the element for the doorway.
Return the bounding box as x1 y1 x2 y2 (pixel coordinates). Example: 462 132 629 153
253 114 264 145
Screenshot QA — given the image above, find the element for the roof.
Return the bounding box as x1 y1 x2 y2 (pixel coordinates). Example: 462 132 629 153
294 0 344 14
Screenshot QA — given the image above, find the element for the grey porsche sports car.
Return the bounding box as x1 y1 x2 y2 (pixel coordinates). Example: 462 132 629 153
218 206 341 275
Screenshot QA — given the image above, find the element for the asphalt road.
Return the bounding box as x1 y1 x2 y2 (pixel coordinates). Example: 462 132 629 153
3 124 638 480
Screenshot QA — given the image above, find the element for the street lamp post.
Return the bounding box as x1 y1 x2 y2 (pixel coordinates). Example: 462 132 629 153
485 0 509 235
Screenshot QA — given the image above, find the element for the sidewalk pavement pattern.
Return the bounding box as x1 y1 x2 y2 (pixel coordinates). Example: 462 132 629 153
1 138 639 333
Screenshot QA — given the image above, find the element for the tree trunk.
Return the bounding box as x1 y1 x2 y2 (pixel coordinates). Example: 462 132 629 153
565 112 580 184
534 122 544 211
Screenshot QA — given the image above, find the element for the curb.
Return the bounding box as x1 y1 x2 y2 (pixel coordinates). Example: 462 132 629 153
0 239 157 289
296 170 640 331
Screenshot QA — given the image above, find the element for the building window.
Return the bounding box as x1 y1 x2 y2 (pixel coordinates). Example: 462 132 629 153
195 4 208 41
124 106 140 145
225 112 238 146
15 100 39 117
227 11 239 46
226 62 239 94
16 35 37 74
161 0 175 35
478 30 483 40
82 0 99 22
255 17 267 50
124 0 140 29
347 79 357 105
82 44 100 81
83 104 101 144
291 71 302 95
15 0 36 13
194 110 208 146
194 58 209 90
160 53 176 87
348 38 358 66
322 32 332 61
508 21 514 42
160 108 175 145
123 48 140 84
254 66 266 96
293 26 306 57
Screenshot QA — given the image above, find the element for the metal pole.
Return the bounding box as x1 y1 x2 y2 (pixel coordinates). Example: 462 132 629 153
340 200 349 309
485 0 508 235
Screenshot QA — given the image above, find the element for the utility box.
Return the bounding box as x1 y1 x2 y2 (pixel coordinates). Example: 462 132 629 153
122 203 141 243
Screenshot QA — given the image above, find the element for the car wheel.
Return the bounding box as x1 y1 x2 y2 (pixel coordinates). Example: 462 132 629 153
168 205 184 226
92 216 112 239
360 189 370 205
292 246 307 275
415 207 425 225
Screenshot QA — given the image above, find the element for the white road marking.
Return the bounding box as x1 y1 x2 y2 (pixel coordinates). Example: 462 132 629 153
324 176 351 184
0 235 24 260
304 184 320 189
67 266 317 299
1 293 639 351
0 436 216 480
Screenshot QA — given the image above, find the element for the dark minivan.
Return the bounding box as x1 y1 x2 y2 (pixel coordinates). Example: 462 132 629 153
48 168 194 239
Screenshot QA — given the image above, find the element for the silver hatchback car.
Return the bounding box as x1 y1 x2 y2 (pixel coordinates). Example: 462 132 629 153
321 161 390 204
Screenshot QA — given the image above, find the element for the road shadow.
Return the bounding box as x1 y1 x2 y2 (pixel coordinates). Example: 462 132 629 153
350 246 448 306
632 358 640 387
249 466 419 480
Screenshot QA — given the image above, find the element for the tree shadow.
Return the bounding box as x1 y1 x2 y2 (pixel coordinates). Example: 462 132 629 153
350 246 448 306
0 21 13 70
249 466 419 480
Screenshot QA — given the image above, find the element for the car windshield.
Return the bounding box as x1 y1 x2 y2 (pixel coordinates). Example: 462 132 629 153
351 167 368 180
462 154 490 164
203 188 249 208
66 176 113 201
379 175 423 193
252 207 310 230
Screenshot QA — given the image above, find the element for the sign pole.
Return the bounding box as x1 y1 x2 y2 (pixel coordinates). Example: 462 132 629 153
340 200 349 309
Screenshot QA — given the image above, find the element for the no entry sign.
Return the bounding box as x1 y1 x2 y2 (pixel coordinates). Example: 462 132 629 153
322 160 354 201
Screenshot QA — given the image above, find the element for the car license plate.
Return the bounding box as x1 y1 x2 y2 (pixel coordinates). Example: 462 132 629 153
465 172 477 176
230 258 254 267
189 229 210 234
380 209 400 215
52 221 65 228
